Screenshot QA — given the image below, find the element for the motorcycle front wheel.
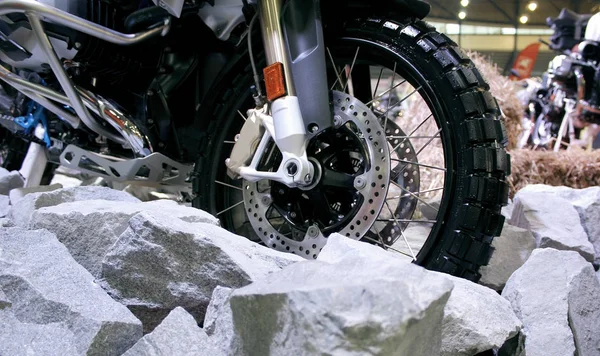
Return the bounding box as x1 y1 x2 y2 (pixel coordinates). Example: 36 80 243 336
194 17 510 281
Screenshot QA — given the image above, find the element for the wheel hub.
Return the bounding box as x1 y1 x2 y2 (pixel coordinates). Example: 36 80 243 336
242 91 391 258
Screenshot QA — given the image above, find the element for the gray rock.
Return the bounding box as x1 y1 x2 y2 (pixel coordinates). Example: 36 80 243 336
501 248 600 356
512 184 600 265
122 307 219 356
9 183 62 205
203 287 239 355
0 290 10 309
0 169 24 195
0 218 13 227
229 256 453 355
318 232 405 264
0 227 142 356
0 311 81 356
511 189 595 262
0 195 8 218
440 274 522 356
479 224 536 291
597 269 600 284
10 186 140 227
320 233 521 355
100 212 302 332
31 199 219 278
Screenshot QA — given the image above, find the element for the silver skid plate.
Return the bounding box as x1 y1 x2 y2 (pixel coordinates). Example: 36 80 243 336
59 144 192 186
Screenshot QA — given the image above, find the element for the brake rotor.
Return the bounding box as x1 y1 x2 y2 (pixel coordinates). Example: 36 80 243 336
242 91 390 258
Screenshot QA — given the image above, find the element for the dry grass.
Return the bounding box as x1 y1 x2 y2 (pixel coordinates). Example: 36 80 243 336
467 51 523 149
508 148 600 197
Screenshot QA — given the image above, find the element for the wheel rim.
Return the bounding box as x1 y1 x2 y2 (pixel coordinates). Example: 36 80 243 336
209 40 451 262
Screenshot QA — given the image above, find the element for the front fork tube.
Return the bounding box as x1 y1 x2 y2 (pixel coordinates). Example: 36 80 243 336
248 0 331 187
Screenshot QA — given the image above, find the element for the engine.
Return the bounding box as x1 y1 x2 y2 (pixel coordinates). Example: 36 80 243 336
72 0 168 91
0 0 165 90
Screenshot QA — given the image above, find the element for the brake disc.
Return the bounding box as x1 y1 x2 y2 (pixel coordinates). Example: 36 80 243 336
242 91 390 258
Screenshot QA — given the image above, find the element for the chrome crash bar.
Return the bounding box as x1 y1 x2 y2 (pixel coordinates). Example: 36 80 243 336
0 0 169 156
0 0 170 45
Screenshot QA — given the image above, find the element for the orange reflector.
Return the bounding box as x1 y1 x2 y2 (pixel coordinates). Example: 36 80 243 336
263 62 286 102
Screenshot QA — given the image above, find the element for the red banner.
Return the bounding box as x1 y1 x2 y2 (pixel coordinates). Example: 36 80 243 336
509 43 541 80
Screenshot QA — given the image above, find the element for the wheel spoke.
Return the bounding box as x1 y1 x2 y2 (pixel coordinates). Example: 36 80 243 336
327 47 345 91
365 80 406 106
373 225 387 249
376 218 437 224
406 114 433 137
413 128 443 156
387 187 444 200
384 200 416 260
391 180 439 213
378 85 422 121
389 114 433 151
372 67 384 98
387 135 440 139
342 46 360 93
215 180 243 191
361 234 415 258
390 159 447 172
237 110 247 122
217 200 244 216
392 127 443 177
382 62 398 131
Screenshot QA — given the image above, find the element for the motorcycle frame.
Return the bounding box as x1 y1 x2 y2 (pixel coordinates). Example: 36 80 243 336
0 0 431 184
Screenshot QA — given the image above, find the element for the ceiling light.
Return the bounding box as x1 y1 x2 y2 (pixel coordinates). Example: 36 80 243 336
520 15 529 24
458 11 467 20
460 0 469 7
527 2 537 11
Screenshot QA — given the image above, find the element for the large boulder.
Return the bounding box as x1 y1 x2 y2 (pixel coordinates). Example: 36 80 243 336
479 224 536 291
203 287 239 355
30 199 219 278
440 274 522 356
122 307 218 356
100 212 302 332
10 186 140 227
511 188 595 262
321 233 521 355
0 168 24 195
228 256 453 355
0 227 142 356
501 248 600 356
518 184 600 265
